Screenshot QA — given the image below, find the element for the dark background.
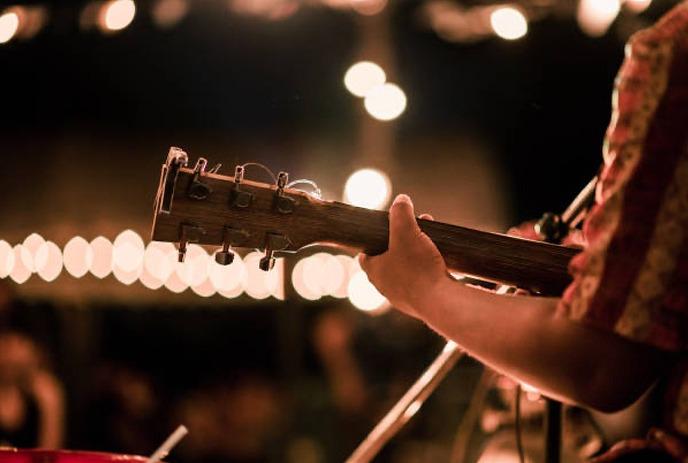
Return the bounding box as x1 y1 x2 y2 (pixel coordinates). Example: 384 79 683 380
0 0 680 461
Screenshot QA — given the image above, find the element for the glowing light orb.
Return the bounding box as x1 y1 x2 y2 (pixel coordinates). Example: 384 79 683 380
301 253 347 297
139 266 164 290
625 0 651 13
347 271 388 312
63 236 94 278
291 257 321 301
490 7 528 40
9 245 31 284
243 251 276 300
113 230 144 273
332 255 355 298
577 0 621 37
152 0 188 28
343 168 392 209
344 61 386 98
112 261 141 285
363 83 407 121
208 252 246 293
0 12 20 44
191 278 216 298
164 270 188 293
90 236 113 279
22 233 45 272
351 0 387 15
218 284 244 299
101 0 136 31
0 240 14 278
175 244 209 287
35 241 63 282
144 241 175 281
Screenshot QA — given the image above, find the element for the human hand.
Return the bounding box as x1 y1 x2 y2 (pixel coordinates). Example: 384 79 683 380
359 194 448 318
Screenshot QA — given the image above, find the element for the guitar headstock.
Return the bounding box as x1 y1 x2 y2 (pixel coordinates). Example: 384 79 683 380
151 147 332 271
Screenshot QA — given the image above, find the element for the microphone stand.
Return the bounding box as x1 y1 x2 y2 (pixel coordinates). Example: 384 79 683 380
345 177 598 463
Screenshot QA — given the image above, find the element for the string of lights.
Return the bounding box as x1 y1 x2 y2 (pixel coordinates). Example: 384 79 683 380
0 230 390 311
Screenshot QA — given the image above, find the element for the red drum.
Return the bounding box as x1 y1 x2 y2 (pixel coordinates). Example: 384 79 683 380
0 449 151 463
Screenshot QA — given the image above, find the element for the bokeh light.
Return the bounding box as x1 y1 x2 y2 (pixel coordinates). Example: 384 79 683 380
152 0 188 28
343 168 392 209
363 83 407 121
490 6 528 40
344 61 386 98
90 236 114 279
144 241 175 281
100 0 136 32
0 11 20 44
35 241 63 282
21 233 45 272
351 0 387 15
63 236 94 278
577 0 621 37
191 278 216 298
164 269 188 293
347 271 388 313
113 229 145 273
292 257 322 301
10 245 31 284
0 240 14 278
624 0 651 13
112 262 142 285
208 252 246 293
139 266 165 290
175 244 209 287
243 251 277 300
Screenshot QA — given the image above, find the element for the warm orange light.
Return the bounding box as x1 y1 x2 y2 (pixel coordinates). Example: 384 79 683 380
112 262 141 285
164 269 188 293
100 0 136 32
63 236 94 278
0 240 14 278
152 0 188 28
344 61 386 98
35 241 63 282
243 251 273 300
490 6 528 40
144 241 175 281
351 0 387 15
208 252 246 293
363 83 407 121
577 0 621 37
9 245 31 284
347 271 388 313
21 233 45 272
191 278 216 298
139 266 164 290
175 244 209 287
344 168 392 209
0 11 20 44
90 236 113 279
113 230 144 273
624 0 651 13
292 257 321 301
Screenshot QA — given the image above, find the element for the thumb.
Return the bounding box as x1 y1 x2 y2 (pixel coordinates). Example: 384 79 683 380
389 194 421 249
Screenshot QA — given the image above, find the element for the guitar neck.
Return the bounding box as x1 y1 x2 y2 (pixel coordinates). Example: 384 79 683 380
318 200 577 296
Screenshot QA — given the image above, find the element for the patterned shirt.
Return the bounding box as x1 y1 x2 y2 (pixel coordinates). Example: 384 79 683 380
556 0 688 450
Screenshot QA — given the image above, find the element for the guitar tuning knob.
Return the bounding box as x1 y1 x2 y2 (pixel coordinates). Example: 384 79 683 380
215 249 235 266
259 251 276 272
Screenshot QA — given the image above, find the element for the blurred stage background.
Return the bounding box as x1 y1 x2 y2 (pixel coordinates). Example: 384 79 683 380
0 0 679 461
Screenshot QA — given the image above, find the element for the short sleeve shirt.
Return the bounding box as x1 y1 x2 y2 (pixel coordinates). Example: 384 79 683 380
557 1 688 437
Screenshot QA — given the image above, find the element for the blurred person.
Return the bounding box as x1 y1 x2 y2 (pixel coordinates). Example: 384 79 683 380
360 3 688 462
0 331 64 448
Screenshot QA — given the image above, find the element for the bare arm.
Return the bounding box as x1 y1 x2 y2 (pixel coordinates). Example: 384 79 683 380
360 195 671 413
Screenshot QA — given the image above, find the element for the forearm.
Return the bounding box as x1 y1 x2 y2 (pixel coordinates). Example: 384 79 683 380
417 276 666 412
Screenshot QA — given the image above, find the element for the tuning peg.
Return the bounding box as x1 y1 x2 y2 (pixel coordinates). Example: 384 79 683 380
178 223 205 263
259 251 276 272
187 157 212 200
215 235 235 266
